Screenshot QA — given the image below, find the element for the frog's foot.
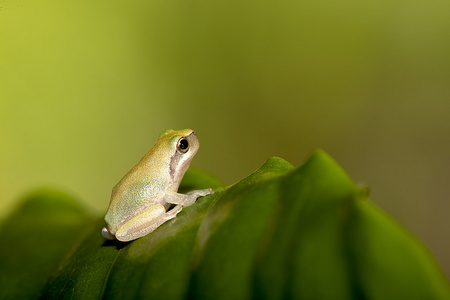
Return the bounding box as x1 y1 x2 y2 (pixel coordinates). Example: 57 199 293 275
186 188 214 198
183 188 215 206
102 226 116 240
164 189 214 207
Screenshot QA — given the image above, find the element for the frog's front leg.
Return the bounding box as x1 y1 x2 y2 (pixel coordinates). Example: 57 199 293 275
165 188 214 207
115 204 182 242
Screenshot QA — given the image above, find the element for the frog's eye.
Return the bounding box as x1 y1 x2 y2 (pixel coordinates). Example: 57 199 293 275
177 137 189 153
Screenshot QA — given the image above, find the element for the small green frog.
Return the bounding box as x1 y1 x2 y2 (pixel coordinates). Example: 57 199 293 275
102 129 214 242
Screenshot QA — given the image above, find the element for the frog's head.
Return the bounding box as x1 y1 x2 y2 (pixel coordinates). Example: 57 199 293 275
163 129 200 183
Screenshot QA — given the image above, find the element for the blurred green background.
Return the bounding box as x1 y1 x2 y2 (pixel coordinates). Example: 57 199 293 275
1 0 449 278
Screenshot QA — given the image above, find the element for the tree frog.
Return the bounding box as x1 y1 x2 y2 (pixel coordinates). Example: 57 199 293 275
102 129 214 242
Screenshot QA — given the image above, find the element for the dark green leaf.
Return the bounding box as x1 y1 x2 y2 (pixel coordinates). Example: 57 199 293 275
0 189 92 299
349 200 450 299
3 154 449 300
188 157 294 299
179 166 223 193
41 219 125 299
40 167 226 299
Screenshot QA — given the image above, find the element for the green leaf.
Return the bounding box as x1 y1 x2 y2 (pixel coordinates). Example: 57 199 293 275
252 151 358 300
349 200 450 299
40 167 225 299
41 219 124 299
2 153 449 299
0 189 92 299
179 166 223 193
188 157 294 299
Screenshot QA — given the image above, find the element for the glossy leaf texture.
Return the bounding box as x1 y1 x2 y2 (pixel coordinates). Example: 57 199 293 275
1 151 449 299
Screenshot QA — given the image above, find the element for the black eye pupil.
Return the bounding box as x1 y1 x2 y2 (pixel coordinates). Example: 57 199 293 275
179 139 189 150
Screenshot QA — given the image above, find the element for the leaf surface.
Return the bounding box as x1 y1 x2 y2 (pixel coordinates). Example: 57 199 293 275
0 189 92 299
2 153 449 300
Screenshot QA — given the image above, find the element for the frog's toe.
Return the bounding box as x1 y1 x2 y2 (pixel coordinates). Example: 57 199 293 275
102 226 116 240
187 188 214 197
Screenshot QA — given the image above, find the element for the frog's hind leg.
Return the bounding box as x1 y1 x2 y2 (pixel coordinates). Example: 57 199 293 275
115 204 182 242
